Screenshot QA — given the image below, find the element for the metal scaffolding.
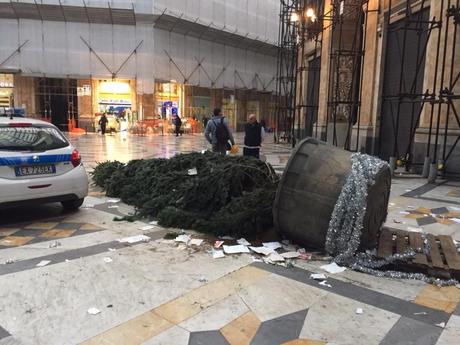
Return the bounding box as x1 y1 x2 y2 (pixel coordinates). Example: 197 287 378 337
276 0 460 178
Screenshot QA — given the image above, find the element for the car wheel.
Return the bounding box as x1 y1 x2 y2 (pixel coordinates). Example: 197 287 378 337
61 198 84 210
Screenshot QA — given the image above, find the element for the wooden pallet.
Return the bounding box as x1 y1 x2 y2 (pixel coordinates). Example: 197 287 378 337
377 228 460 280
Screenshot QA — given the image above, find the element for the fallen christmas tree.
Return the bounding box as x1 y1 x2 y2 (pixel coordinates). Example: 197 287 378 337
92 152 279 238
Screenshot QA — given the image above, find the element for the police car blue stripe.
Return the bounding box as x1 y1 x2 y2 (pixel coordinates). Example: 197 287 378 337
0 154 72 166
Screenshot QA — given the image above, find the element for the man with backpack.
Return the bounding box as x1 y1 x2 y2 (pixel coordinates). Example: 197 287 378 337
205 108 235 155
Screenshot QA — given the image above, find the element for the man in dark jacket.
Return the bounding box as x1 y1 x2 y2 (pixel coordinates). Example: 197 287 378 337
174 115 182 137
99 113 109 135
205 108 235 155
243 114 265 158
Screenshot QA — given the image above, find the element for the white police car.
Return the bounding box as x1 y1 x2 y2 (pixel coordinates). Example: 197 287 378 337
0 116 88 210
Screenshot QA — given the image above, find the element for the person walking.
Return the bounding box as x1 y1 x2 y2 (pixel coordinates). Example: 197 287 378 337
99 113 108 135
119 114 128 141
205 108 235 155
243 114 265 159
174 115 182 137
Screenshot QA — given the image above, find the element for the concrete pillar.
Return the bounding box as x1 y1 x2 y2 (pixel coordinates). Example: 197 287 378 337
13 75 36 115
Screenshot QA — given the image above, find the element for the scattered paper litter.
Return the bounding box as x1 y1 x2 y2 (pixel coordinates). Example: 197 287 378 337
174 234 191 244
87 308 101 315
212 250 225 259
280 251 300 259
139 225 155 231
214 241 224 249
319 280 332 288
450 206 460 211
118 235 150 244
5 259 15 264
435 322 446 328
223 245 250 254
187 168 198 176
249 246 273 256
310 273 327 280
108 248 116 252
49 241 61 248
407 226 423 233
237 238 251 246
399 211 410 215
298 252 312 260
198 276 208 283
103 257 113 263
251 256 263 263
36 260 51 267
320 262 346 274
393 219 404 224
107 199 120 203
190 239 204 246
413 312 428 315
389 203 395 206
268 252 285 262
149 220 158 226
451 218 460 224
407 205 416 209
405 189 412 192
81 204 94 208
108 205 119 209
355 308 364 315
262 242 282 250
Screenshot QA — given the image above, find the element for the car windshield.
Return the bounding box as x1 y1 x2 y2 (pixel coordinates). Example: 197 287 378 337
0 126 69 151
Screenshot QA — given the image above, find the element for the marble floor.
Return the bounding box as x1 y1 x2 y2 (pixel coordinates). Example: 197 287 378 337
0 132 459 345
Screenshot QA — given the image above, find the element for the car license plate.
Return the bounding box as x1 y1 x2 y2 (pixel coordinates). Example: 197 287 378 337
15 165 56 177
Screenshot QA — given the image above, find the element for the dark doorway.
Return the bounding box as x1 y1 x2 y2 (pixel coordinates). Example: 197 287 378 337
305 55 321 137
378 7 430 161
36 78 78 131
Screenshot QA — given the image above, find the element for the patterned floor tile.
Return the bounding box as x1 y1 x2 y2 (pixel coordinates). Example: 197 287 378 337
220 311 261 345
435 315 460 345
143 326 190 345
155 266 269 325
24 222 59 230
180 294 249 332
299 292 399 345
250 309 308 345
282 340 326 345
0 236 34 246
417 216 438 226
80 223 104 231
0 228 20 236
414 285 460 313
405 213 425 219
188 331 229 345
436 217 454 226
82 310 173 345
431 207 450 215
447 190 460 198
380 316 442 345
40 229 76 238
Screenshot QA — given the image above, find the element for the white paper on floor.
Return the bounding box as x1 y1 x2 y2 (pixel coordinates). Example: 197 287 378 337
187 168 198 176
280 251 300 259
108 248 116 252
108 205 119 209
237 238 251 246
262 242 282 250
107 199 120 203
355 308 364 314
450 206 460 211
268 252 285 262
212 250 225 259
320 262 347 274
435 322 446 328
310 273 327 280
36 260 51 267
407 226 424 233
81 204 95 208
249 246 273 256
451 218 460 224
214 241 224 249
139 225 155 231
118 235 151 244
319 280 332 288
87 308 101 315
190 239 204 246
103 257 113 263
174 235 191 244
149 221 159 226
251 256 263 263
399 211 410 215
223 245 250 254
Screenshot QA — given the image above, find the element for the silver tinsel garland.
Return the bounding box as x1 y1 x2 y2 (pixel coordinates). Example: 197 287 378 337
325 153 458 286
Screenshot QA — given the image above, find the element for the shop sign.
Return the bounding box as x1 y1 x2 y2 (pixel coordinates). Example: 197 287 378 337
100 99 131 105
77 85 91 96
